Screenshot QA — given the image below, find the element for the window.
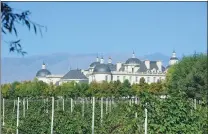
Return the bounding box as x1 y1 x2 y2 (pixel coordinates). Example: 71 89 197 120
147 77 150 82
123 76 126 81
117 76 120 81
136 77 138 82
153 77 156 82
105 75 108 81
130 76 132 82
132 68 134 73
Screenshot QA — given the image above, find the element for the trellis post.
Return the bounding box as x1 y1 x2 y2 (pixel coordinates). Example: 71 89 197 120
51 97 54 134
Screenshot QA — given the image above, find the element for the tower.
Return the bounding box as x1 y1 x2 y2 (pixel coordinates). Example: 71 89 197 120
100 56 104 64
42 62 46 69
96 54 99 62
132 51 135 58
169 50 179 65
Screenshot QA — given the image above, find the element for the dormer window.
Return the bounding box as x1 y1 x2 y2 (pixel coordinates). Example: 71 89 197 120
147 70 150 73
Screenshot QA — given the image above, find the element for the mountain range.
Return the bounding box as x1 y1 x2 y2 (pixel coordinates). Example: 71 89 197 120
1 52 172 83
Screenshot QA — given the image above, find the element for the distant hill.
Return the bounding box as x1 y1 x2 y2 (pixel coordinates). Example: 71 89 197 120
1 52 171 83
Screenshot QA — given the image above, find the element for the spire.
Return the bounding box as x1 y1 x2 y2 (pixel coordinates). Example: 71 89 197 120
132 51 135 58
96 53 99 62
108 56 112 64
173 49 175 53
42 61 46 69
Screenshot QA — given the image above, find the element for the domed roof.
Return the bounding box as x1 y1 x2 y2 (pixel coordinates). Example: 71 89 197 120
170 57 178 60
93 64 111 74
36 69 51 77
90 62 100 67
125 58 141 64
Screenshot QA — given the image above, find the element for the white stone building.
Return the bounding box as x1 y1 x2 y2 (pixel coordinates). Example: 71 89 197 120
35 51 179 85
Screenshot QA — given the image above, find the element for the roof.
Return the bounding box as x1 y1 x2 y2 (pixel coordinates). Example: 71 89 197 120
125 58 141 64
119 66 125 71
90 62 100 67
62 69 88 79
166 65 171 69
170 57 178 60
162 66 166 72
150 61 159 70
137 62 147 72
36 69 51 77
108 63 116 71
93 64 111 74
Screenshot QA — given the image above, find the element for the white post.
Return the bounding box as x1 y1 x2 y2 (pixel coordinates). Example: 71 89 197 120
144 103 147 134
71 98 73 113
3 98 5 126
106 98 108 114
82 98 85 117
51 97 54 134
194 98 196 110
23 98 25 118
16 97 20 134
92 97 95 134
101 97 103 125
135 97 138 118
26 98 28 110
46 98 48 114
62 97 65 111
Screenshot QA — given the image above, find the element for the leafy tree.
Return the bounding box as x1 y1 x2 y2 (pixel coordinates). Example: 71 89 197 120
139 77 145 84
1 2 46 55
1 83 11 98
167 53 207 100
118 80 131 97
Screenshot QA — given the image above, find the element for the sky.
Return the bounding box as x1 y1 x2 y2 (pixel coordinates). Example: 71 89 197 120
2 2 207 58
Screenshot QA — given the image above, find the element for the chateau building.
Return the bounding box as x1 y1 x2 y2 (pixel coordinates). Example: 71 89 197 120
35 51 179 85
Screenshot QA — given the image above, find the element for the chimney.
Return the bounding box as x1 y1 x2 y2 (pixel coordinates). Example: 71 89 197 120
42 62 46 69
156 61 162 71
144 60 150 69
116 62 122 71
108 57 112 64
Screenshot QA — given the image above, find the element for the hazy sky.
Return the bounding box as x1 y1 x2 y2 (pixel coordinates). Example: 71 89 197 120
2 2 207 58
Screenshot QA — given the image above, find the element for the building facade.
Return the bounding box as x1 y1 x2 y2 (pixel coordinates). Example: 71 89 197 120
35 51 178 85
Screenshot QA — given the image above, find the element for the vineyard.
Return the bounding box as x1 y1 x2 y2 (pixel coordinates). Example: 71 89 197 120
1 54 207 133
2 95 207 134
